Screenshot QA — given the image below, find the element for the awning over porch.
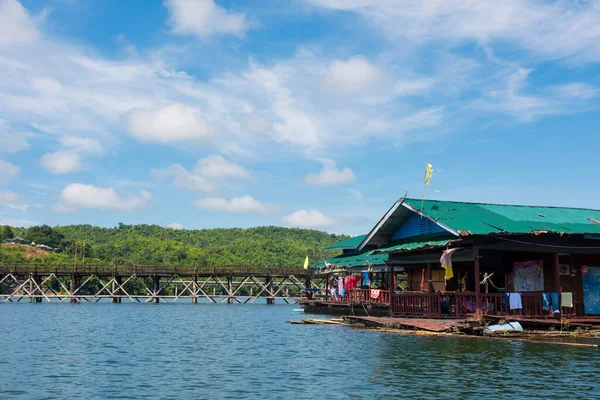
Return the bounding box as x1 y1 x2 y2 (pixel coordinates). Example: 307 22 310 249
309 251 388 271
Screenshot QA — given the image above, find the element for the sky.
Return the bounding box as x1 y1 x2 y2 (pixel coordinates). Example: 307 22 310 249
0 0 600 234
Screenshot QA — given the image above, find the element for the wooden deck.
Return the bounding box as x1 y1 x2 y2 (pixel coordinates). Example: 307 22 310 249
343 315 473 332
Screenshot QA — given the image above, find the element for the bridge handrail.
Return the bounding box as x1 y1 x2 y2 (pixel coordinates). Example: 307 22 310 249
0 264 307 276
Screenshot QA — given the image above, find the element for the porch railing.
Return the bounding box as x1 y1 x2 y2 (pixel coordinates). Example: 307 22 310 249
455 291 549 317
391 292 442 317
347 288 390 304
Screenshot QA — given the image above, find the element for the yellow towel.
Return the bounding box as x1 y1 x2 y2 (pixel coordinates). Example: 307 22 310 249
561 292 573 308
441 265 454 281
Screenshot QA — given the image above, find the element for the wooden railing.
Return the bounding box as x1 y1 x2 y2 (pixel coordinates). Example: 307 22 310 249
0 264 307 276
391 292 442 317
347 288 390 304
455 291 549 317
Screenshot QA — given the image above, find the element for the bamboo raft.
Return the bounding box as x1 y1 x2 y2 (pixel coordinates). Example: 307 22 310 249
290 317 600 348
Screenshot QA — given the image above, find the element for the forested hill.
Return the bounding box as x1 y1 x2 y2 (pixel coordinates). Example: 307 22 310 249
0 224 348 266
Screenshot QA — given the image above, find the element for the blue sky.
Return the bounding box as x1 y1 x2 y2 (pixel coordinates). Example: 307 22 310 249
1 0 600 234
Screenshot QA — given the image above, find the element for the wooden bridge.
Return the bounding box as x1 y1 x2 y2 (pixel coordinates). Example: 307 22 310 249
0 264 323 304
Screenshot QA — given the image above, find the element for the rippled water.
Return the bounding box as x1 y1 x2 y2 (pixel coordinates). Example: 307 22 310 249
1 303 599 399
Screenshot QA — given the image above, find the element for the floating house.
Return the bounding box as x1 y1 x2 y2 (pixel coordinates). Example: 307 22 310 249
303 197 600 319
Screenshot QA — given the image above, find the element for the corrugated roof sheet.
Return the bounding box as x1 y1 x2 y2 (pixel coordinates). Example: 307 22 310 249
324 234 367 250
309 251 388 269
404 198 600 235
372 237 451 254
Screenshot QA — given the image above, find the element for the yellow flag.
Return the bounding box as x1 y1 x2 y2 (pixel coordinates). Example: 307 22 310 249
424 162 433 185
303 255 309 270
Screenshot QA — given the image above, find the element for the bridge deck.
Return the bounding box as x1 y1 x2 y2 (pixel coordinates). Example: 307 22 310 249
0 264 307 277
0 264 319 304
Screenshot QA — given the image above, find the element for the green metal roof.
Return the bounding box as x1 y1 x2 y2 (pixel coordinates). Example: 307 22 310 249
404 198 600 236
309 251 387 269
372 236 451 254
324 234 367 250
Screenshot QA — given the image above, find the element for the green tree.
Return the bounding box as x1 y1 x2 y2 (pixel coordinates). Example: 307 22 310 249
1 226 14 242
25 225 64 248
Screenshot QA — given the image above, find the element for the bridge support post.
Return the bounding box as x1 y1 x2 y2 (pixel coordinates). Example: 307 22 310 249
34 275 42 303
112 276 122 303
227 275 233 304
28 273 34 303
192 275 198 304
152 276 160 304
267 276 274 304
70 274 79 303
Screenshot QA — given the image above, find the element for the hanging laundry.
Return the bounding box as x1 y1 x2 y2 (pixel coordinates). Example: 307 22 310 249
361 272 370 287
542 292 560 314
508 292 522 310
561 292 573 308
337 276 343 297
440 248 459 281
370 289 381 299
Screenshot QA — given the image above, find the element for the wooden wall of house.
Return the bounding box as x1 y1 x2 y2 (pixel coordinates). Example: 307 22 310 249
406 267 445 291
489 250 600 315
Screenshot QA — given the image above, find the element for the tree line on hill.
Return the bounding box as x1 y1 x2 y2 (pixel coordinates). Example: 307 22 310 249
0 224 346 267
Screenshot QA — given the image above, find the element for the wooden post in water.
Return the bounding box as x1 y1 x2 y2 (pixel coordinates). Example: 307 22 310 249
28 273 34 303
267 275 274 304
34 275 42 303
192 275 198 304
111 276 119 303
227 275 233 304
152 276 160 304
70 274 78 303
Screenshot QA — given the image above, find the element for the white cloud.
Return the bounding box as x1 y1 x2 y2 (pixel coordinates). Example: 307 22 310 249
324 57 385 95
475 68 599 121
305 159 356 186
41 151 82 174
551 83 599 101
0 0 39 47
56 183 152 211
165 0 248 39
125 103 214 144
281 209 337 228
0 190 28 211
395 79 436 97
348 188 363 199
152 164 215 192
60 136 103 155
309 0 600 63
0 119 29 153
0 159 19 184
0 217 37 227
167 222 184 230
195 195 277 214
195 154 249 179
152 154 248 191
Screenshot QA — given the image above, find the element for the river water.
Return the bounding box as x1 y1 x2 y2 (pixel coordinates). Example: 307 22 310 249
1 303 599 399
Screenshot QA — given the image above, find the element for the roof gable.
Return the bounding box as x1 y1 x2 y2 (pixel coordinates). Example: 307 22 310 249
403 198 600 236
324 234 367 250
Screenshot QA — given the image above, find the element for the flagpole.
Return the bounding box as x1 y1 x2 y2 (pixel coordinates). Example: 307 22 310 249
421 161 427 217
